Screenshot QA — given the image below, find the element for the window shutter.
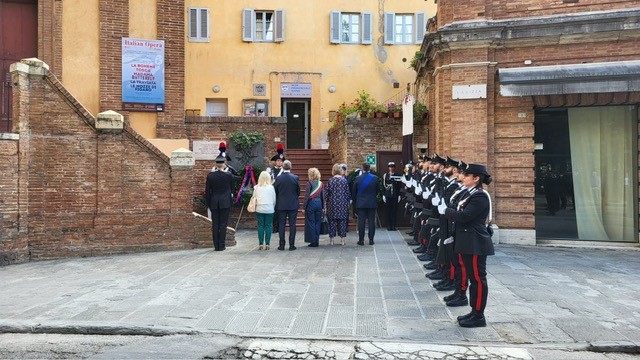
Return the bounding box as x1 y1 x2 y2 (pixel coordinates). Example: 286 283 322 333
384 12 395 45
361 12 373 45
415 12 426 44
242 8 254 42
189 8 198 40
275 9 285 42
201 8 210 41
330 11 341 44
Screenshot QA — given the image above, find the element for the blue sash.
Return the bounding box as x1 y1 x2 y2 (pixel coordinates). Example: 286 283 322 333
357 173 374 198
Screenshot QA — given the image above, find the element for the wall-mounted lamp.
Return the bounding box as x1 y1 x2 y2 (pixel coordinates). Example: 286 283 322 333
328 85 336 93
212 85 221 93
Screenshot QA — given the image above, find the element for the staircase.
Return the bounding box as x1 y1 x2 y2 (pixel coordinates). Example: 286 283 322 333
285 149 335 228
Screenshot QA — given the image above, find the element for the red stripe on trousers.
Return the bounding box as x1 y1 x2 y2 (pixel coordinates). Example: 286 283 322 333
449 261 455 280
458 253 467 291
473 254 483 311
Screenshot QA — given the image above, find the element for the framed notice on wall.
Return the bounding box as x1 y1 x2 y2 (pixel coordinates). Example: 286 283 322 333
122 38 165 111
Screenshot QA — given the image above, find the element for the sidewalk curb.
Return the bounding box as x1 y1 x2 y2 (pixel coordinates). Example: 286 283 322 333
0 321 200 337
587 341 640 354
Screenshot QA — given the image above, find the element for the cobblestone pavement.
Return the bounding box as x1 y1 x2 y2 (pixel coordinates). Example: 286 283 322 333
1 228 640 358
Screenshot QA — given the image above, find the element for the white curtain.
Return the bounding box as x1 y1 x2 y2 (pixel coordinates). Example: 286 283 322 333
568 106 635 241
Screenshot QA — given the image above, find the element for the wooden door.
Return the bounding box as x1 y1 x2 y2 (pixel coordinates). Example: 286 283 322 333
0 0 37 132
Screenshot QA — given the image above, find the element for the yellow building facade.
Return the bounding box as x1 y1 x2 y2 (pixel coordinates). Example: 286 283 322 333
52 0 435 150
186 0 435 148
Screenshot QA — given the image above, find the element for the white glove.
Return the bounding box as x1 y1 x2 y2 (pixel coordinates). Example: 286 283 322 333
438 202 447 215
383 195 387 203
415 186 422 196
425 187 432 197
398 196 401 202
432 194 440 206
422 191 429 199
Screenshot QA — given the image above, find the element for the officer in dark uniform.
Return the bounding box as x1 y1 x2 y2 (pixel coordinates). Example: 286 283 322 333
432 157 463 291
382 162 401 231
268 143 285 233
205 154 242 251
440 163 494 328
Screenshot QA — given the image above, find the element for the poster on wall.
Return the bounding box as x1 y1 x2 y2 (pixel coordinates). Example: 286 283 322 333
122 38 165 112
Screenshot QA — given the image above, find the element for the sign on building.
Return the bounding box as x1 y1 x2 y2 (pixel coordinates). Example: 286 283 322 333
452 84 487 99
122 38 165 111
281 83 312 98
192 141 221 160
253 83 266 96
366 154 376 165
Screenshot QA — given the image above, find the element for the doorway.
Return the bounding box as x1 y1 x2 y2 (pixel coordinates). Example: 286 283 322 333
282 100 309 149
1 0 38 132
534 106 638 242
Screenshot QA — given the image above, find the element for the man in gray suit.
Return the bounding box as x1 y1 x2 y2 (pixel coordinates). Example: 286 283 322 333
274 160 301 251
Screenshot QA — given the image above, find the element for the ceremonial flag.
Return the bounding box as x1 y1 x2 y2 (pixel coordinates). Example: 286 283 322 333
402 93 414 166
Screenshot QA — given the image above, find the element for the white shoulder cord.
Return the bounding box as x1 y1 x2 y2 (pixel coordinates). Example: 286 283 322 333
481 189 493 223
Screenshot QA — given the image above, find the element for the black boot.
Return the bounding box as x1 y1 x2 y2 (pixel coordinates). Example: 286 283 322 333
458 311 486 328
423 261 438 270
433 279 448 288
444 291 460 302
406 240 420 246
417 253 433 261
456 310 475 322
435 280 456 292
427 269 444 280
413 245 427 253
445 294 468 307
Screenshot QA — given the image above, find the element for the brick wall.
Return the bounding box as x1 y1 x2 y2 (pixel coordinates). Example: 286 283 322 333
4 59 209 265
185 116 287 229
328 116 404 171
156 0 185 138
438 0 636 24
38 0 63 78
0 135 25 265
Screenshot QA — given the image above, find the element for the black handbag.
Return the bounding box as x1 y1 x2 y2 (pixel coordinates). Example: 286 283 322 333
320 216 329 235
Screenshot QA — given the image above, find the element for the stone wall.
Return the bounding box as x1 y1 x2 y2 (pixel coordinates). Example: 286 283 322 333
185 116 287 229
2 58 209 265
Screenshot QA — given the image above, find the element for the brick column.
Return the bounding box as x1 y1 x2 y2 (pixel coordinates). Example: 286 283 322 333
99 0 129 115
95 111 125 228
169 148 197 245
38 0 63 78
156 0 185 139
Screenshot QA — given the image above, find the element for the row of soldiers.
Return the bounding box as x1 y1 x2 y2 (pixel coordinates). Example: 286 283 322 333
393 154 495 328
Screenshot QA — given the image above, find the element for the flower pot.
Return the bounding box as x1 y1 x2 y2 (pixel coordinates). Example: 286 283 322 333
393 111 401 118
375 112 386 118
360 111 368 118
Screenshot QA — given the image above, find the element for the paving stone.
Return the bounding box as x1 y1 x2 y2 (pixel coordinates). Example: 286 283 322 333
271 293 304 309
356 298 385 314
325 327 354 336
355 313 387 337
257 309 296 330
326 306 354 328
225 312 263 333
420 306 451 320
307 284 334 294
385 300 422 318
300 293 331 313
330 294 354 306
356 283 382 298
382 286 415 300
290 312 326 335
197 309 238 330
380 277 410 286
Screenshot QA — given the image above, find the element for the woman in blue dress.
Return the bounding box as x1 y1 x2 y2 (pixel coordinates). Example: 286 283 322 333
325 164 351 245
303 167 325 247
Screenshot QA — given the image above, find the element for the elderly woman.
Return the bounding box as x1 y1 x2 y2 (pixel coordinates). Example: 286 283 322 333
439 163 494 328
303 167 325 247
324 163 351 245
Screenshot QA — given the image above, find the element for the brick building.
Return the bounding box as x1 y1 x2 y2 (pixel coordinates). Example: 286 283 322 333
416 1 640 245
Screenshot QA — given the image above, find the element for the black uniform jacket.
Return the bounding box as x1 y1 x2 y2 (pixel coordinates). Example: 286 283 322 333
444 188 495 256
205 170 241 210
274 172 301 211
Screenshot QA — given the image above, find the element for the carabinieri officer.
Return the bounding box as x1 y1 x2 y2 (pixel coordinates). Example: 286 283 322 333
439 163 494 328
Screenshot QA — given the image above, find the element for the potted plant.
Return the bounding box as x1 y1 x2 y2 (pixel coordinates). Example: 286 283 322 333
409 51 424 72
386 102 402 118
413 102 428 124
373 103 387 118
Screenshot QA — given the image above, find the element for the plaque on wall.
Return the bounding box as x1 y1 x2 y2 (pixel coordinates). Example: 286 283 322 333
253 83 267 96
192 140 221 160
452 84 487 99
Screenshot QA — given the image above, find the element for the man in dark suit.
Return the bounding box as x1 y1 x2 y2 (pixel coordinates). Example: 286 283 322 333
274 160 300 251
352 163 380 245
205 154 242 251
